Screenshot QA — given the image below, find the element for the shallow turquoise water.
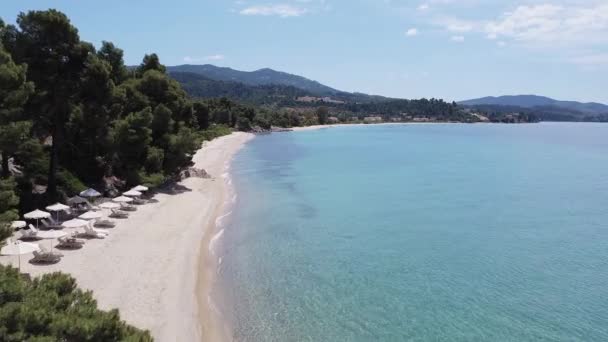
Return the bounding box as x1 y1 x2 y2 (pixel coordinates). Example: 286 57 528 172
217 123 608 341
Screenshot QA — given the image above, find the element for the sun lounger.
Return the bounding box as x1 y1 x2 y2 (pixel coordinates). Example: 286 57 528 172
78 228 105 239
57 236 85 249
20 224 41 240
42 218 63 230
31 250 62 263
110 209 129 218
132 198 147 205
94 219 116 228
120 204 137 212
79 225 109 239
40 245 64 257
91 226 109 236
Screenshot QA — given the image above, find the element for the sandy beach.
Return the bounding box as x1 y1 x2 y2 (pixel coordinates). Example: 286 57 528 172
0 132 254 341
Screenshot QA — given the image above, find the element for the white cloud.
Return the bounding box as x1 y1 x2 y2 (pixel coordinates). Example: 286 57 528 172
405 28 418 36
430 3 608 66
418 3 429 11
436 3 608 46
183 55 225 63
442 17 475 32
240 4 308 17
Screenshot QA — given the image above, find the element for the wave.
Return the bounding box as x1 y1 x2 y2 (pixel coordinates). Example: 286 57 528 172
209 228 225 256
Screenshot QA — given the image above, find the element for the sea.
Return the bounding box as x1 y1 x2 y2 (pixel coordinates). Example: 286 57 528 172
213 123 608 341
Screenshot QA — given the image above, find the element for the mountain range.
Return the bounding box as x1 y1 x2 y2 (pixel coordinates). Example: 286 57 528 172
459 95 608 115
165 64 607 121
167 64 341 95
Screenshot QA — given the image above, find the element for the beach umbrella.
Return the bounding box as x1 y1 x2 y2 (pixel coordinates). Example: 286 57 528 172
80 188 102 198
67 196 87 205
1 240 40 270
45 203 70 222
79 211 102 220
132 185 148 192
36 230 66 251
62 219 88 229
46 203 70 212
112 196 133 203
24 209 51 228
99 202 120 209
11 221 26 229
123 190 142 197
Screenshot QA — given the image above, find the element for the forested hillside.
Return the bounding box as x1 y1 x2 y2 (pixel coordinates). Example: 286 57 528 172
0 10 294 236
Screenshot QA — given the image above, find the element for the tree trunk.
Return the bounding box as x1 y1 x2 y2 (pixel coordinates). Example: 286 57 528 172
1 152 9 179
47 124 59 201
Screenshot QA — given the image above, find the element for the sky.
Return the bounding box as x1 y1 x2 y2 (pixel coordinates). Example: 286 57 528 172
1 0 607 103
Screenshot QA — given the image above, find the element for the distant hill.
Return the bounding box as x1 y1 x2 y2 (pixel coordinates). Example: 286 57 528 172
459 95 608 115
169 71 313 105
167 65 388 104
167 64 341 96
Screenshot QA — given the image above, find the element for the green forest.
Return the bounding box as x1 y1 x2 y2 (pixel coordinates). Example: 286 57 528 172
0 9 263 340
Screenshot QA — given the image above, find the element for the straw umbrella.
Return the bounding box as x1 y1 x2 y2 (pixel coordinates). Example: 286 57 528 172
24 209 51 228
62 219 89 229
45 203 70 223
11 221 26 229
123 190 142 197
36 230 66 251
100 202 120 210
79 211 102 221
67 196 88 205
61 219 89 236
112 196 133 203
132 185 149 192
1 240 40 271
80 188 101 199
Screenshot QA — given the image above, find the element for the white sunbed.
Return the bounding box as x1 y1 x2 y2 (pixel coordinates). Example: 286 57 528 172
20 224 41 240
110 209 129 218
57 235 85 249
42 219 63 230
31 250 62 263
80 225 109 239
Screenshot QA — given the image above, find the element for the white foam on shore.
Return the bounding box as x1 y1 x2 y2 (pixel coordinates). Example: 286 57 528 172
209 229 224 256
215 211 232 227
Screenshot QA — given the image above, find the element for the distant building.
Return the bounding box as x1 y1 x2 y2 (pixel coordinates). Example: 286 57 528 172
296 96 345 104
364 116 383 123
328 116 340 124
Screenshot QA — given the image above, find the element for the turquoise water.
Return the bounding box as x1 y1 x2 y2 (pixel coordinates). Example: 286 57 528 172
216 123 608 341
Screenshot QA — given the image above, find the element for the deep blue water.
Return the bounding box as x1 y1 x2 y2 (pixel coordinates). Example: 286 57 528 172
216 123 608 341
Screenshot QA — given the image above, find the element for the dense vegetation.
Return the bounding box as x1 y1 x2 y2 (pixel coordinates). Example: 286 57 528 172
0 265 152 341
170 71 483 122
0 10 276 219
167 64 342 94
171 71 311 106
464 104 604 122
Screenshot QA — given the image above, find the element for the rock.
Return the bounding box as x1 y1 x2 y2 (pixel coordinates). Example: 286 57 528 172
179 167 211 180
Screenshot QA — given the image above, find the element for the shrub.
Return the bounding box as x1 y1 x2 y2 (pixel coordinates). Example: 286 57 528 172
0 265 153 341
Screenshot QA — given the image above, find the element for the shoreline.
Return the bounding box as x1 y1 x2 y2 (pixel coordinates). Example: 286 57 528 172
290 121 466 132
0 132 254 341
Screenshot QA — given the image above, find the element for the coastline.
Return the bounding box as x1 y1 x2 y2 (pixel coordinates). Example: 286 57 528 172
290 121 458 132
0 132 254 341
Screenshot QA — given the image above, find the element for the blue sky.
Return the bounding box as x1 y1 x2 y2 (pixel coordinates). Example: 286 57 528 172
2 0 607 103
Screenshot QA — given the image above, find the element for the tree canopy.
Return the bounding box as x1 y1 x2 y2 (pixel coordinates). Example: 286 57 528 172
0 265 152 341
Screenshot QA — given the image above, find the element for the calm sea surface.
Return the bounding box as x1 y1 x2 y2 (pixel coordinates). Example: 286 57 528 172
215 123 608 341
